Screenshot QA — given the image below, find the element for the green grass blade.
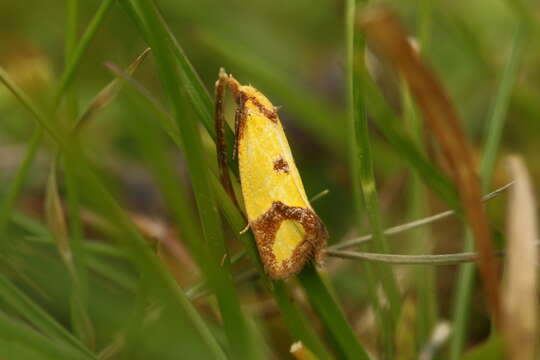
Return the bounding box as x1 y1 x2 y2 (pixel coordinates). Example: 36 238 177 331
52 0 116 109
0 276 97 359
298 267 369 360
449 22 528 360
360 72 460 212
124 1 264 358
347 0 401 354
0 311 92 360
210 175 334 359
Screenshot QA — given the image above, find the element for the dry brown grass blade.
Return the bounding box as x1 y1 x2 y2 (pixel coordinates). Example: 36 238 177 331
502 156 538 360
360 7 501 325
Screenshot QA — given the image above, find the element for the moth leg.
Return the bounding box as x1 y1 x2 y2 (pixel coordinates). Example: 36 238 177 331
214 68 238 207
239 222 250 235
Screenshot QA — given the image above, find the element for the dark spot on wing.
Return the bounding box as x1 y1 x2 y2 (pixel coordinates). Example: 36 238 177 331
273 157 290 174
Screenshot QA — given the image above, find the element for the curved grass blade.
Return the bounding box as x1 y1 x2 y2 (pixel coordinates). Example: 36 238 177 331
0 276 97 359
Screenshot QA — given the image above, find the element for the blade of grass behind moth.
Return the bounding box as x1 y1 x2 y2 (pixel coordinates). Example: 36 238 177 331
119 0 237 162
449 22 528 360
6 65 227 360
45 161 95 349
361 7 501 325
0 311 94 360
119 4 344 357
124 1 264 358
210 174 334 360
347 0 399 355
502 156 538 360
0 276 97 359
52 0 116 110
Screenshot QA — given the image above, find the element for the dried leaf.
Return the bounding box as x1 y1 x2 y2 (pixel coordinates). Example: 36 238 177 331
360 7 501 324
45 162 72 267
502 156 538 360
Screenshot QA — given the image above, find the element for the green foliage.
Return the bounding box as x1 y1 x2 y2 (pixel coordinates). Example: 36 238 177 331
0 0 535 359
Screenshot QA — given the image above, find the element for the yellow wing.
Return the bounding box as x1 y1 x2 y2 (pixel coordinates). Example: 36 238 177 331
236 84 326 278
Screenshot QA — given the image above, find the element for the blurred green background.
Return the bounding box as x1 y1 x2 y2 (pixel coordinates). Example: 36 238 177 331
0 0 537 359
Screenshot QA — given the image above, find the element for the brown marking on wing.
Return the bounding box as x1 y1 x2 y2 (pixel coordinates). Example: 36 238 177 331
250 201 327 279
273 157 290 174
246 96 279 122
233 92 248 160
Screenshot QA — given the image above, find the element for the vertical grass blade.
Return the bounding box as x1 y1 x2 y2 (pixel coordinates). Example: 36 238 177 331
298 268 369 360
53 0 117 109
449 22 528 359
124 1 264 358
347 1 401 354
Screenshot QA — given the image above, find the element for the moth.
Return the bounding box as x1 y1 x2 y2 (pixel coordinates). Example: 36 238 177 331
214 68 327 279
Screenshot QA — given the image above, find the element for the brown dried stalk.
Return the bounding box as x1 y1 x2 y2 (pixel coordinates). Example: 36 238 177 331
360 7 501 324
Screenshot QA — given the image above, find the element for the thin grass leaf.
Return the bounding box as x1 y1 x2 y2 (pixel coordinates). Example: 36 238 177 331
45 162 95 349
0 276 97 359
0 66 59 141
502 156 538 360
210 175 333 360
0 311 93 360
74 48 151 133
327 249 492 265
332 183 512 251
64 0 80 120
348 1 400 354
298 267 370 360
449 22 528 360
52 0 117 109
123 1 264 358
119 0 236 156
360 72 460 211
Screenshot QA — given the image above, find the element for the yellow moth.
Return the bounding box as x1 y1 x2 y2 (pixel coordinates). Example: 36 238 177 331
214 68 327 279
